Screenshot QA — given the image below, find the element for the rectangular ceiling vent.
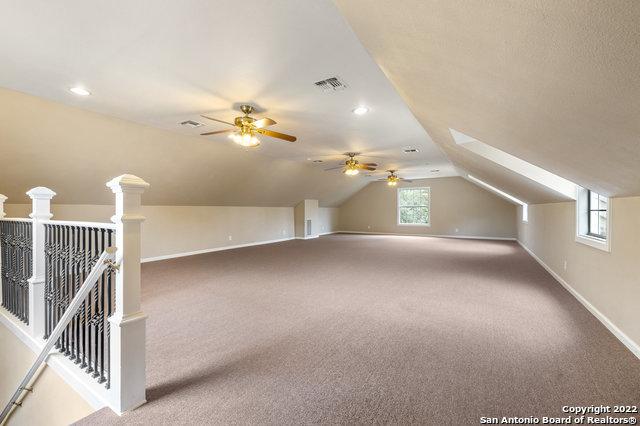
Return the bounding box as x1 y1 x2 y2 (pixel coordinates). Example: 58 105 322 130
314 77 348 92
403 147 419 154
180 120 204 128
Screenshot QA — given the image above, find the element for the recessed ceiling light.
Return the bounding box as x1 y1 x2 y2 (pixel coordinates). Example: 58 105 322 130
69 87 91 96
352 106 369 115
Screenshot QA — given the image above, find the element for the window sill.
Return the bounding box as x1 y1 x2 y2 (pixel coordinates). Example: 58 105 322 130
575 234 610 253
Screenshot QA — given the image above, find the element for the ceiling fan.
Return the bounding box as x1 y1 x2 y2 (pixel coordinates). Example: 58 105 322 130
200 105 297 147
378 170 412 186
324 153 378 175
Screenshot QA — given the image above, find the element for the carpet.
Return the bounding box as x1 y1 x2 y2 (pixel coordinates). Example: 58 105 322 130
75 234 640 425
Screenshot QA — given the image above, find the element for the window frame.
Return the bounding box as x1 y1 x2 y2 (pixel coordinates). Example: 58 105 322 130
586 190 607 240
397 187 431 227
575 187 611 252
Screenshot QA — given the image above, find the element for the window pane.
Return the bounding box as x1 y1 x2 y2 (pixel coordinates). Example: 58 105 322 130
399 188 429 207
590 191 599 209
598 195 608 211
598 211 607 237
589 211 599 234
400 207 429 224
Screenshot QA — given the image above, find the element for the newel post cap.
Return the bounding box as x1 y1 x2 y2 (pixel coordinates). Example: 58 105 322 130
0 194 7 203
106 174 150 193
26 187 56 200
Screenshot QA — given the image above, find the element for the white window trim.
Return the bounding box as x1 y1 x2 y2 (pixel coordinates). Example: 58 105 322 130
575 187 611 252
397 187 431 227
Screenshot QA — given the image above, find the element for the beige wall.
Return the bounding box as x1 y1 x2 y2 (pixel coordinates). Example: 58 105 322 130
517 197 640 353
318 207 339 234
0 324 94 425
338 177 517 239
4 204 295 261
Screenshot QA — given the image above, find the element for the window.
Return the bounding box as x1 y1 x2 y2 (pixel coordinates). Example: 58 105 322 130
575 187 610 252
587 190 608 239
398 187 430 226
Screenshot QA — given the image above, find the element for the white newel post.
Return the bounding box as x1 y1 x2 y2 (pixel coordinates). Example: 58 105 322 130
106 174 149 414
27 187 56 338
0 194 6 306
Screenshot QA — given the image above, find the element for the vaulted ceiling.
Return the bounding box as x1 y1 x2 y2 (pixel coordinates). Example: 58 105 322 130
0 0 453 206
335 0 640 204
1 1 638 207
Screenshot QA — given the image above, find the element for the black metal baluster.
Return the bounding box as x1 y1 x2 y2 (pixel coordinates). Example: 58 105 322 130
105 229 113 388
91 228 99 377
63 226 70 356
44 225 50 339
86 228 94 374
80 226 87 368
54 225 61 349
97 228 106 383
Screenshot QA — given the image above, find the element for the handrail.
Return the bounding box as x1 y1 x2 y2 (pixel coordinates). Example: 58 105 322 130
40 219 116 230
0 218 32 222
0 247 118 423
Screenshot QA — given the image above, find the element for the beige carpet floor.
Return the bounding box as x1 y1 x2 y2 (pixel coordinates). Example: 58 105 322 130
76 234 640 425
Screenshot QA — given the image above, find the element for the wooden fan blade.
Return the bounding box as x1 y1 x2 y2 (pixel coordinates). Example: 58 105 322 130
361 163 378 167
252 118 277 129
256 128 297 142
200 129 234 136
324 166 345 171
361 166 377 171
200 115 235 126
400 178 413 183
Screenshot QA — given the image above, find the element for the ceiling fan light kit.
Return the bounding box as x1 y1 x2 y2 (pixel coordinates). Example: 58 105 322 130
324 152 378 176
379 170 412 186
201 104 297 147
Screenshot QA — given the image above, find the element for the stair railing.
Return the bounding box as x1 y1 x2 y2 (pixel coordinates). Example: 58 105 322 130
0 247 117 423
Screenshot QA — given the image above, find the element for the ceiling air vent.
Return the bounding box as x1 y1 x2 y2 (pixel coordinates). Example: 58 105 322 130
180 120 204 128
314 77 348 92
402 147 419 154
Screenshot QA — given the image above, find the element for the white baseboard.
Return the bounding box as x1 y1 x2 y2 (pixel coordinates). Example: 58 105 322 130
517 240 640 359
0 308 109 410
141 237 295 263
336 230 516 241
319 231 339 236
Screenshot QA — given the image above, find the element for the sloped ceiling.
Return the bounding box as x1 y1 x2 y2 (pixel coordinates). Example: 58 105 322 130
334 0 640 204
0 0 455 207
0 87 366 206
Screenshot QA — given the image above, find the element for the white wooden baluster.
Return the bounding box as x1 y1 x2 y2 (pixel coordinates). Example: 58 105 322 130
106 174 149 414
26 187 56 338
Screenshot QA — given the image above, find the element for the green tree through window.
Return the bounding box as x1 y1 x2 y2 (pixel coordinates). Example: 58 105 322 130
398 188 430 225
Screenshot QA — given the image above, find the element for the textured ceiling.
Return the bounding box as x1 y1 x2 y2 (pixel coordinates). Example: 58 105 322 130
334 0 640 204
0 0 455 206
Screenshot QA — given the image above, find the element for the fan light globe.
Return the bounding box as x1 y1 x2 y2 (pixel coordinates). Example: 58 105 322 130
230 132 260 147
345 168 359 176
387 180 397 186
